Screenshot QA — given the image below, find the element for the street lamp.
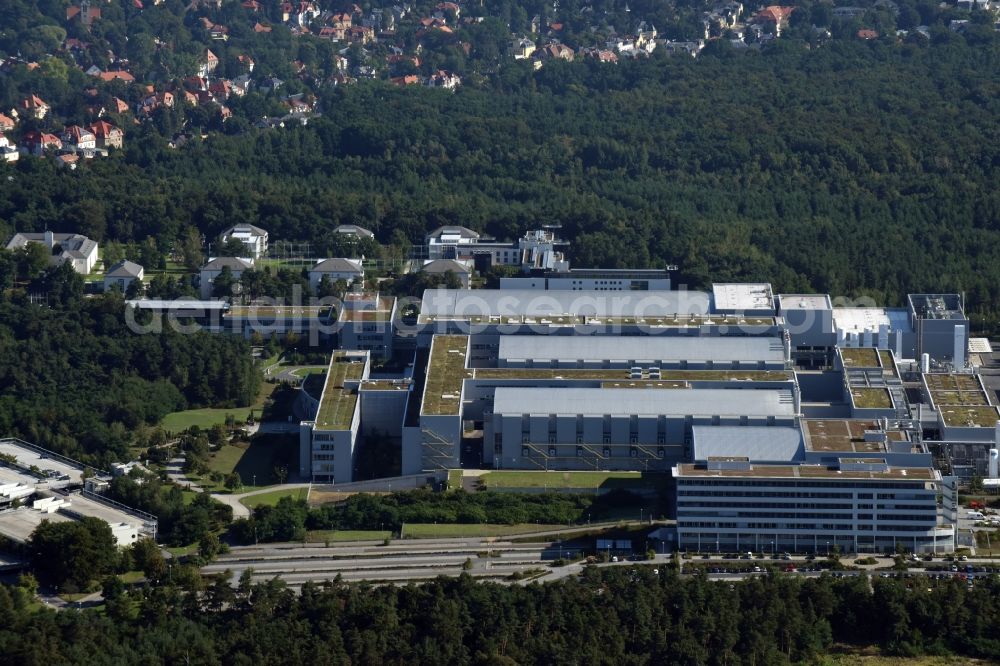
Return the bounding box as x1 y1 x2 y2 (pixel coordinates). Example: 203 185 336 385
252 474 256 487
826 541 831 557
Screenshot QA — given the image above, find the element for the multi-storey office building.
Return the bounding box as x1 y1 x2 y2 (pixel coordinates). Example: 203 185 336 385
673 456 953 554
298 351 370 484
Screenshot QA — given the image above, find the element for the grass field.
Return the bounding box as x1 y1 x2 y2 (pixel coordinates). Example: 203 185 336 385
160 383 280 434
306 530 393 542
161 407 256 433
477 471 661 490
165 543 198 558
207 444 247 475
240 487 309 508
189 433 300 491
447 469 463 490
118 571 145 584
401 523 565 538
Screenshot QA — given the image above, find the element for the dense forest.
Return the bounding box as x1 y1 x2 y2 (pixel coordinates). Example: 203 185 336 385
230 489 645 542
5 31 1000 324
0 288 260 465
1 566 999 663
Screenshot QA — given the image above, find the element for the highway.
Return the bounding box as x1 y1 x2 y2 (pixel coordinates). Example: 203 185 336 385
203 535 1000 589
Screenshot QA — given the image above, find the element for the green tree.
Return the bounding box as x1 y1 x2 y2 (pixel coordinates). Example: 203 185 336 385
27 517 119 590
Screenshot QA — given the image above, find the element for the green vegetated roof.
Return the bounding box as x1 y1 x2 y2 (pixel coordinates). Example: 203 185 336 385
940 405 1000 428
422 335 471 416
316 355 366 428
850 387 892 409
840 348 880 368
877 350 897 377
926 373 991 408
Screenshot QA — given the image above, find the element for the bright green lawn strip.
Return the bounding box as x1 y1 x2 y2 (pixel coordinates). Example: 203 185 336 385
240 487 308 508
306 530 393 542
479 471 650 489
402 523 564 538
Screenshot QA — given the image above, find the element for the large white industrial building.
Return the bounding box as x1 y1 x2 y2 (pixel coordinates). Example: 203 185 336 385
283 280 985 554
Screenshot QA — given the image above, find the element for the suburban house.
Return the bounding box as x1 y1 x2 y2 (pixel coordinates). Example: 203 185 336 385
61 125 97 151
421 258 472 287
198 49 220 77
18 95 49 119
103 260 144 293
199 257 254 298
0 135 18 162
88 120 124 149
218 223 268 258
0 113 15 132
751 5 796 35
426 70 461 89
511 37 536 59
20 131 63 156
309 258 364 292
5 231 99 273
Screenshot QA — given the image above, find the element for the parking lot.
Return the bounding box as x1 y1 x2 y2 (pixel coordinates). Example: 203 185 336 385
0 440 83 484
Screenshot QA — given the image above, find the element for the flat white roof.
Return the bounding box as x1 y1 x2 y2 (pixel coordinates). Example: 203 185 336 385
0 441 82 484
127 299 229 311
712 283 774 312
692 426 804 462
777 294 833 311
832 307 911 333
492 387 796 417
970 338 993 354
0 508 72 542
420 288 711 318
62 492 144 530
497 335 786 364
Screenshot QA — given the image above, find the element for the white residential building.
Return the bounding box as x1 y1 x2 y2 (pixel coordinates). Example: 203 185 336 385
219 223 268 258
5 231 99 273
199 257 254 298
308 257 364 292
103 260 144 293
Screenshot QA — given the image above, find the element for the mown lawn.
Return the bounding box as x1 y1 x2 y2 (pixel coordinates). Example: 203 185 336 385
477 471 655 490
402 523 564 538
240 487 309 509
306 530 393 542
160 383 279 434
165 543 198 558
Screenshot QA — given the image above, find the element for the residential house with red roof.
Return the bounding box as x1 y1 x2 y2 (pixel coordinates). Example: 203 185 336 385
390 75 420 86
21 131 63 156
61 125 97 151
751 6 796 35
98 70 135 83
0 114 15 132
18 95 50 120
426 70 461 89
88 120 124 149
